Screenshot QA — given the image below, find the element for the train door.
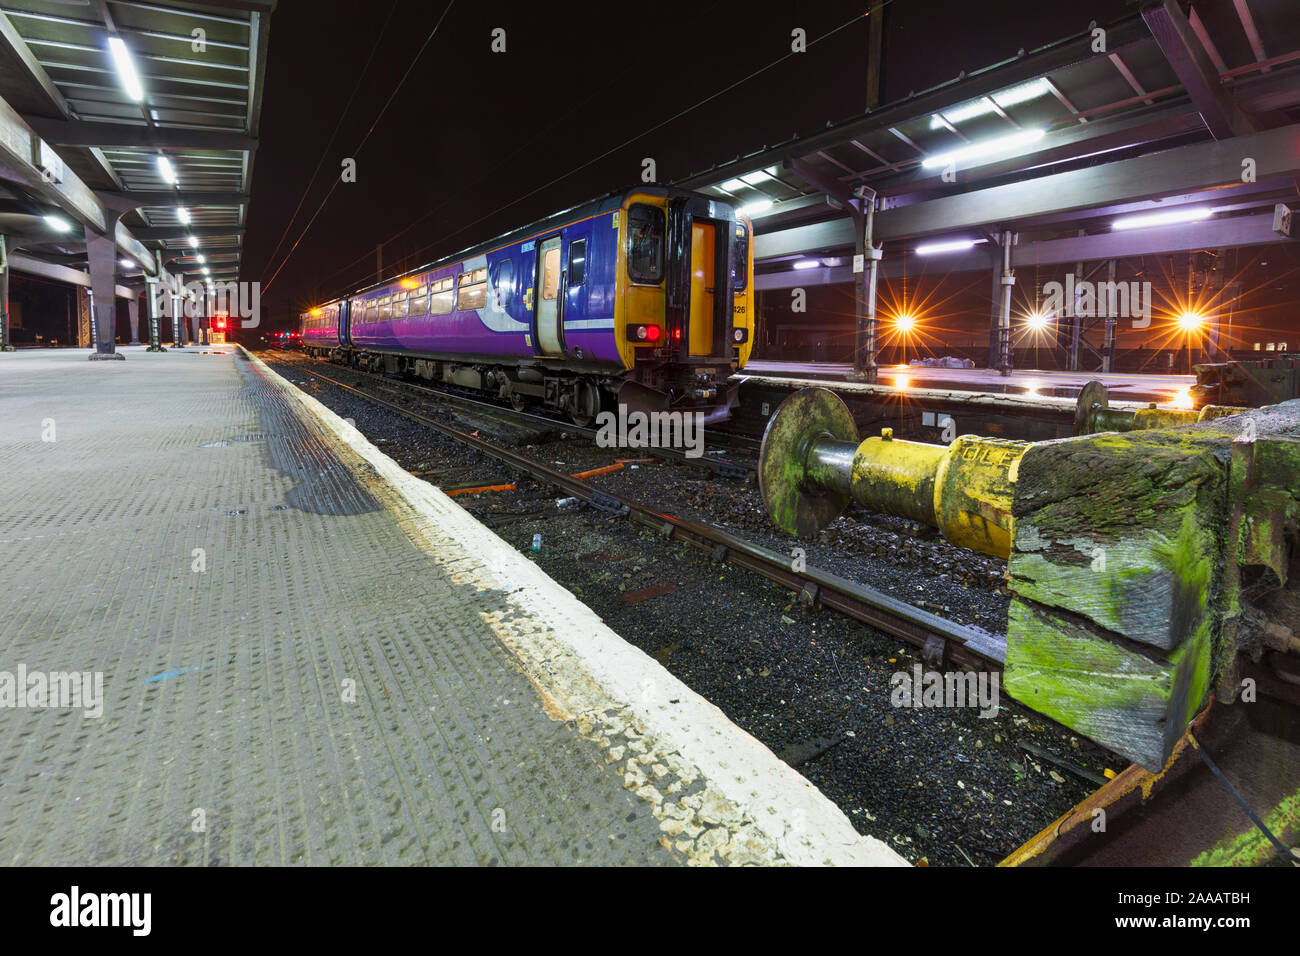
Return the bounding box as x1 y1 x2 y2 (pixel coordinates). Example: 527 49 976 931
688 221 716 357
535 235 563 355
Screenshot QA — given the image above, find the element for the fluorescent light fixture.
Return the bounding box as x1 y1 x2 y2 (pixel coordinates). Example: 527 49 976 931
119 258 134 268
108 37 144 102
721 178 747 193
196 254 205 264
921 128 1045 170
929 79 1051 128
156 155 177 184
1112 207 1213 231
737 199 772 217
916 238 978 255
739 171 771 187
793 259 820 270
177 207 191 224
201 267 211 275
44 215 72 232
187 235 198 248
994 78 1053 109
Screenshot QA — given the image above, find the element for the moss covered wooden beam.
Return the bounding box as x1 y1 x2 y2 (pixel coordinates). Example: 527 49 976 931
1004 400 1300 770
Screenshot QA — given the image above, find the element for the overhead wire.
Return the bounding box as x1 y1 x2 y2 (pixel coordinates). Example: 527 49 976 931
277 3 893 302
262 0 457 294
378 6 890 289
254 0 400 281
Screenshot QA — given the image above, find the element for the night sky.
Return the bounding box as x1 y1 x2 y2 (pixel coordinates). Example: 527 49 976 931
244 0 1141 326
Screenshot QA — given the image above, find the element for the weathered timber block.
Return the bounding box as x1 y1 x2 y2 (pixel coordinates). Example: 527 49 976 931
1005 600 1212 771
1010 431 1225 652
1004 400 1300 770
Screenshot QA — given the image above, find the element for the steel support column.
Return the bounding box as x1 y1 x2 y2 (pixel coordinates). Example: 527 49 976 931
1068 243 1084 372
1102 260 1118 373
145 251 165 352
191 286 203 346
85 228 123 361
996 231 1016 376
852 191 880 381
172 272 185 348
0 236 12 352
128 297 140 346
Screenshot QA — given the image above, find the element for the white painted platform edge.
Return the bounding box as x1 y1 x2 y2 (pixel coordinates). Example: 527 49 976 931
245 349 907 867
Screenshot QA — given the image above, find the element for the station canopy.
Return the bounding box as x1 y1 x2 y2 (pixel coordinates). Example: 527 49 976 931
674 1 1300 288
0 0 272 289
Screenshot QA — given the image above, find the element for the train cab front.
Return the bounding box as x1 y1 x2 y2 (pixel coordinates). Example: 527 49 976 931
618 190 755 425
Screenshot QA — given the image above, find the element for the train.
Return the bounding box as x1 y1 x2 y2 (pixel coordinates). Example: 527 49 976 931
299 186 755 424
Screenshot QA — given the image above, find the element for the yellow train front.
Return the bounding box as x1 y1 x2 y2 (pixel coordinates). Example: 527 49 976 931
298 186 753 425
612 187 755 424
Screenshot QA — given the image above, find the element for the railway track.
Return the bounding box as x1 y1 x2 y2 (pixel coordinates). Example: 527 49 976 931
284 352 757 480
281 356 1007 673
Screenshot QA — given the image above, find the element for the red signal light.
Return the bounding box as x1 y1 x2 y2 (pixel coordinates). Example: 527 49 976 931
213 316 228 332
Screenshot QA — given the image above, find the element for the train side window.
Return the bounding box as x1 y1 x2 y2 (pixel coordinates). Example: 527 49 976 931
731 222 749 291
457 267 487 311
567 239 586 285
493 260 514 308
366 300 378 323
429 276 454 315
393 291 409 319
408 285 428 317
378 295 392 322
626 204 664 284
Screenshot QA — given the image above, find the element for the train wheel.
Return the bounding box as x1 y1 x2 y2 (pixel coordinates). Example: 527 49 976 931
568 379 602 427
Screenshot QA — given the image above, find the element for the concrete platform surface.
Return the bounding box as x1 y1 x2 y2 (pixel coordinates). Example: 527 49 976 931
0 346 903 866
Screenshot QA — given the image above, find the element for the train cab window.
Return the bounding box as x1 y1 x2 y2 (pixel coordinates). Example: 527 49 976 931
493 260 514 308
567 239 587 285
408 285 428 317
378 295 392 322
393 292 409 319
457 267 487 311
429 276 454 315
731 222 750 291
627 204 664 284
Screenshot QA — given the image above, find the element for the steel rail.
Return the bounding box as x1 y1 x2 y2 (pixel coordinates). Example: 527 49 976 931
285 360 1008 672
290 352 756 479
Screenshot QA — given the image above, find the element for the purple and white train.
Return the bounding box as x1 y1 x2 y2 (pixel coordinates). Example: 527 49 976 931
299 186 755 424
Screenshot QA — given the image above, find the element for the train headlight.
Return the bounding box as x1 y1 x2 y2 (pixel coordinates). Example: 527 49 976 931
732 327 748 343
